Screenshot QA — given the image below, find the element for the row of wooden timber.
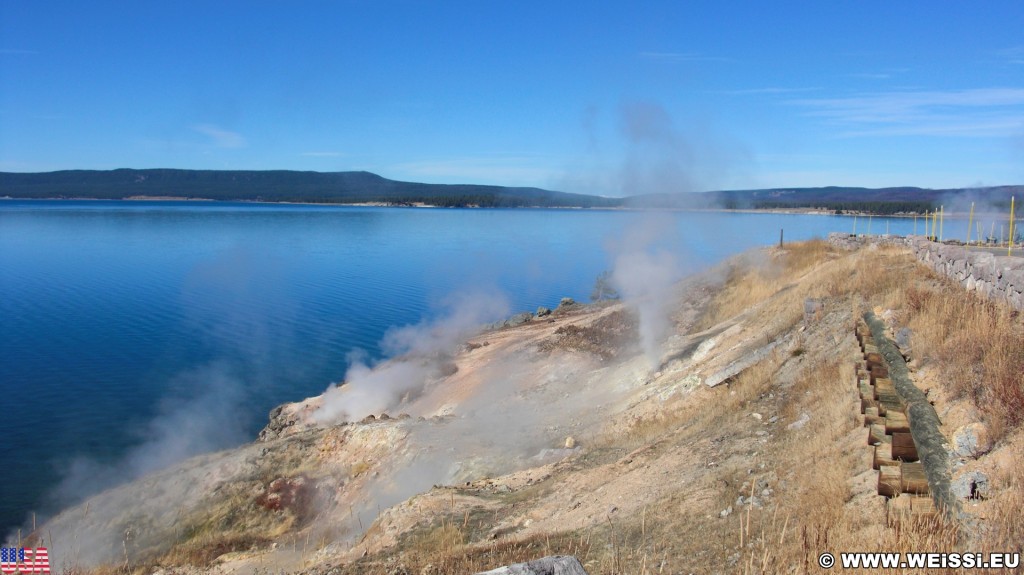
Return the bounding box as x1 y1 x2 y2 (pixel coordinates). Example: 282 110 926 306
855 321 938 522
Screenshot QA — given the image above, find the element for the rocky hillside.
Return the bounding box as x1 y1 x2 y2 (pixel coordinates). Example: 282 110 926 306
29 241 1024 574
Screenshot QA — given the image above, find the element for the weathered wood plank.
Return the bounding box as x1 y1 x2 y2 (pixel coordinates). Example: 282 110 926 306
901 462 929 495
874 443 898 470
891 432 918 461
864 406 881 426
879 465 902 497
885 412 911 434
877 395 904 414
868 423 889 446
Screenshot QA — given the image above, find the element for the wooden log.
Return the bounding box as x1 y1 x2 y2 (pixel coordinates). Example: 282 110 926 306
874 443 898 470
879 465 902 497
908 495 936 516
885 412 911 434
861 397 878 415
860 392 876 411
868 423 889 446
864 406 881 426
475 556 590 575
869 364 889 379
887 495 937 524
877 396 904 416
874 385 903 409
865 349 881 362
874 384 897 397
900 462 929 495
874 388 899 403
891 432 918 461
868 423 892 446
887 493 912 520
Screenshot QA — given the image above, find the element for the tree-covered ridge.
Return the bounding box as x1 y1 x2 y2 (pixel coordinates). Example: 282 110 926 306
1 169 1021 213
0 169 620 208
626 185 1024 214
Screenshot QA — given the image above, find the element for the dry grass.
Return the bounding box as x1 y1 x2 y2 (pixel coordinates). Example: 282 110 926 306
698 240 839 330
332 519 594 575
902 283 1024 439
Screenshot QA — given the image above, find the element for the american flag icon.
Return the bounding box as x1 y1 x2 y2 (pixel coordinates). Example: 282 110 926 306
0 548 49 574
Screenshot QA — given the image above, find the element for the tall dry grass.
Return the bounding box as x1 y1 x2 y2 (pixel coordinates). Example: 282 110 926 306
902 283 1024 439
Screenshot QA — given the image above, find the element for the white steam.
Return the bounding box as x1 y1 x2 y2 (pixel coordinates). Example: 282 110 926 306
607 213 686 368
47 363 251 511
558 100 750 197
313 290 510 424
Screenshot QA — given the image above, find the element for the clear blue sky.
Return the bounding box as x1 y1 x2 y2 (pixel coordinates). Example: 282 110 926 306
2 1 1023 194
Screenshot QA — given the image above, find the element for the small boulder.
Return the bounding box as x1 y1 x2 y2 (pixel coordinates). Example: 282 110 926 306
536 306 552 317
895 327 913 352
952 470 990 499
787 412 811 430
505 312 533 328
558 297 576 308
564 436 576 449
952 422 992 458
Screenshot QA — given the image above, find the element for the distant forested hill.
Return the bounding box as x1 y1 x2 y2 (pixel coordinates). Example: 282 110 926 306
1 169 1021 213
0 169 620 208
625 185 1024 214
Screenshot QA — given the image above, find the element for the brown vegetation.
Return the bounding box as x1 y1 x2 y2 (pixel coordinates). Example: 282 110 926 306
537 309 639 361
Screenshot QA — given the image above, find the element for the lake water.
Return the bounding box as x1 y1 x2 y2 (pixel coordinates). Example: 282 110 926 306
0 201 922 535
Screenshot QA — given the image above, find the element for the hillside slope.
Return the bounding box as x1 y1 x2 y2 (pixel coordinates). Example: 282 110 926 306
26 241 1024 574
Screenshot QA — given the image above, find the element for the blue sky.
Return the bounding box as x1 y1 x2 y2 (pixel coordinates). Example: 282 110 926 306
2 1 1023 194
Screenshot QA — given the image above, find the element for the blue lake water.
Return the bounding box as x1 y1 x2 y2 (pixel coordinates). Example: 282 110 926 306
0 200 927 535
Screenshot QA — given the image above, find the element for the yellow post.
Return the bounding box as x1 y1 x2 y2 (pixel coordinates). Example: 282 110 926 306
939 205 944 241
967 202 974 244
924 210 930 238
933 210 939 240
1010 196 1016 256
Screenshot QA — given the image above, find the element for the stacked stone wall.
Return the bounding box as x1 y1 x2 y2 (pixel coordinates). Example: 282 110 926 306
827 233 1024 310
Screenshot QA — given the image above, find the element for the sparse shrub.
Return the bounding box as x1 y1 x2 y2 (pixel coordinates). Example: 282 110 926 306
590 270 620 302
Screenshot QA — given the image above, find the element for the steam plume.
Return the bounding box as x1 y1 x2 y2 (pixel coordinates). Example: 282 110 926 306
313 290 510 423
607 213 685 368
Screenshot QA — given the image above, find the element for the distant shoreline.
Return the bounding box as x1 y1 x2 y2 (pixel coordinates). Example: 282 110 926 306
0 196 1008 218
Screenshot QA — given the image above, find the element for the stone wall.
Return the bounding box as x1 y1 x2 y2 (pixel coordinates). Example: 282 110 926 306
827 233 1024 310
